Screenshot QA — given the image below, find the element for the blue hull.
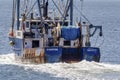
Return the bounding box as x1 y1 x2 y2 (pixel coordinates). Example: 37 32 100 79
45 47 100 63
9 37 100 63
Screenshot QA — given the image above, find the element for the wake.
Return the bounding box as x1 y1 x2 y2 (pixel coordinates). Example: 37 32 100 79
0 53 120 80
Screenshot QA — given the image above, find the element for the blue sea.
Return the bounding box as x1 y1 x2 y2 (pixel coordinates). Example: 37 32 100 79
0 0 13 53
0 0 120 80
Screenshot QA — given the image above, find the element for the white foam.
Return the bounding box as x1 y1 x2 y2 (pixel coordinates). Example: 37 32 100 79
0 53 120 80
0 53 15 64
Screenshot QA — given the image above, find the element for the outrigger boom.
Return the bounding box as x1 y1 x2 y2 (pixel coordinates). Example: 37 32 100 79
9 0 102 63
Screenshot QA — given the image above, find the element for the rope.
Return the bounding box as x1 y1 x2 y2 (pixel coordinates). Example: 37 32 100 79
94 34 99 47
98 34 105 48
93 34 105 48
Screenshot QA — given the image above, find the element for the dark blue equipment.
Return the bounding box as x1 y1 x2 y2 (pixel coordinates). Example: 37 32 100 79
81 47 100 62
45 47 62 63
61 26 81 40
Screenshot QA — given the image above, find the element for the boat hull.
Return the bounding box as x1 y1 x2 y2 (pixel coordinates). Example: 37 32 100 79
9 37 100 63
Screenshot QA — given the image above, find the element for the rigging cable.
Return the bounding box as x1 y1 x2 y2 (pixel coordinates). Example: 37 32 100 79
26 1 37 16
21 0 25 12
37 0 43 22
62 0 70 25
73 3 92 24
50 0 70 25
51 0 64 18
25 0 29 14
61 0 65 11
75 0 105 47
63 0 70 18
80 0 84 22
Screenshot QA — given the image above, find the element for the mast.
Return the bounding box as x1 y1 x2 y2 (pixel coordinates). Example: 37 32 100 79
17 0 20 30
70 0 73 25
43 0 48 18
43 0 47 18
11 0 16 32
43 0 45 17
37 0 43 21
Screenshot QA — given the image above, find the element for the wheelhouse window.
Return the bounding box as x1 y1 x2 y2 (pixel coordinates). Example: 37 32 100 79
32 40 39 48
64 41 71 46
26 22 30 28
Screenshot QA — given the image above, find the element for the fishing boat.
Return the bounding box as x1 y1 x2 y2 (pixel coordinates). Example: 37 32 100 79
8 0 103 63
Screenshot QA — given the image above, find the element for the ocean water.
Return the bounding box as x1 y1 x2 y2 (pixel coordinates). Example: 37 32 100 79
0 0 120 80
